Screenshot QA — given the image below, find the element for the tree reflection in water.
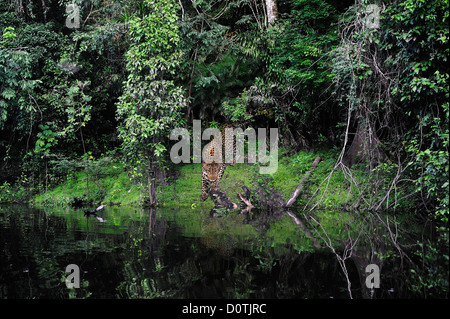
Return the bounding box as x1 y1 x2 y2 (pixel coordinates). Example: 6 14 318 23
0 205 416 299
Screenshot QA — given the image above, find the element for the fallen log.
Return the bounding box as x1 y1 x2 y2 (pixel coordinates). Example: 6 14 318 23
209 186 254 215
84 204 107 223
207 156 322 213
209 189 238 211
282 157 322 248
284 156 322 208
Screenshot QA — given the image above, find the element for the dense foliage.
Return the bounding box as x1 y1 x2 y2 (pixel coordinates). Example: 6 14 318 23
0 0 448 297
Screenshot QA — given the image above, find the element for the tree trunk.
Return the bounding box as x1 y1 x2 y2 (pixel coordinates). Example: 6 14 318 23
342 121 385 169
41 0 47 23
148 159 157 206
266 0 278 24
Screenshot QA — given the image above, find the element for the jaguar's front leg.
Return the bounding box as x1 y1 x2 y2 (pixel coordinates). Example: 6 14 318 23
214 164 226 188
210 178 220 192
200 174 209 201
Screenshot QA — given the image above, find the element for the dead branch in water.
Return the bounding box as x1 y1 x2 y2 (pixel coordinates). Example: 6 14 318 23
283 156 323 248
208 156 322 215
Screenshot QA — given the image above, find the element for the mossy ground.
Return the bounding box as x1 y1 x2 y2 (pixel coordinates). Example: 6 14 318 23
31 161 144 207
159 148 357 211
27 148 380 212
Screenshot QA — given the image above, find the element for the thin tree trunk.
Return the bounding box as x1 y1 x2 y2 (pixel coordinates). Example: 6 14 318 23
41 0 47 23
265 0 278 24
148 159 157 206
79 125 89 197
45 157 48 194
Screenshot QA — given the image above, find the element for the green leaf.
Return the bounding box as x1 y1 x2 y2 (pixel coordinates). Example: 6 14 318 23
1 88 16 100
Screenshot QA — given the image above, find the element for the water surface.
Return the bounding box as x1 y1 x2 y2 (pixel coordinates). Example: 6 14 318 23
0 204 411 299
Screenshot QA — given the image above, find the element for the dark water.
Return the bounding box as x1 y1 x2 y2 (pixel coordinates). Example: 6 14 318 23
0 205 411 299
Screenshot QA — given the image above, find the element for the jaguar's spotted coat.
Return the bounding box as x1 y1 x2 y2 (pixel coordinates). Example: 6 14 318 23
200 123 238 202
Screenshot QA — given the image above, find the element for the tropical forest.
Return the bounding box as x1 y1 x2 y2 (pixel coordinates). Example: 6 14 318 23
0 0 448 300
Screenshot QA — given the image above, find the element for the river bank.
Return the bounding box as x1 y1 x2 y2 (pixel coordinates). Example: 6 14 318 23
1 148 415 215
0 149 347 209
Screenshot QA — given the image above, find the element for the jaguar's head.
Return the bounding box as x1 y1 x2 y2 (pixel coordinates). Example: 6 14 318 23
206 163 221 183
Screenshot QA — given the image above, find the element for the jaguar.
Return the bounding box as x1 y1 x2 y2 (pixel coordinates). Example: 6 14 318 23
200 123 238 202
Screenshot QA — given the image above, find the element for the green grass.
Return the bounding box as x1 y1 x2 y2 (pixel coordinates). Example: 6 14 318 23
32 160 144 207
28 147 412 217
29 148 362 211
158 148 356 210
158 162 256 210
267 149 362 209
